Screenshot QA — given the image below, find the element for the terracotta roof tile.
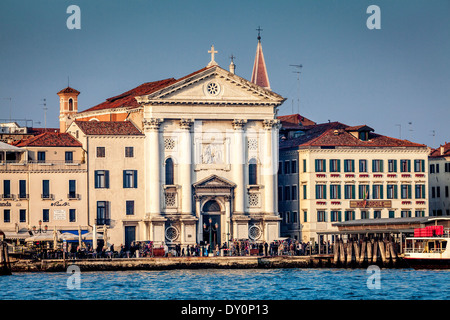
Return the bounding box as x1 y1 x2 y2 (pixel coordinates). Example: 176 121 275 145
429 142 450 158
280 121 426 149
78 66 213 114
277 114 316 129
15 132 82 147
58 87 80 94
74 120 143 135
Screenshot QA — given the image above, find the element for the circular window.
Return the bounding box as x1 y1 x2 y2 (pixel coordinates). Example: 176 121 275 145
165 226 179 242
206 82 220 96
249 225 262 241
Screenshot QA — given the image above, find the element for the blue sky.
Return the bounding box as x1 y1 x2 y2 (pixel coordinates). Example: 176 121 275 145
0 0 449 147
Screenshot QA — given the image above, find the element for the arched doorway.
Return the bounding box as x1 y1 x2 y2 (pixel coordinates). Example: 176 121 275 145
202 200 221 251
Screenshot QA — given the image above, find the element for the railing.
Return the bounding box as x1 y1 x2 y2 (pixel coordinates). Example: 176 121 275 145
0 160 86 171
18 193 29 200
1 193 15 200
95 218 111 226
67 193 81 200
41 194 55 200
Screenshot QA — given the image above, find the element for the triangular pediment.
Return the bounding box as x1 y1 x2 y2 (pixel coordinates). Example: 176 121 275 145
193 174 236 189
135 66 285 106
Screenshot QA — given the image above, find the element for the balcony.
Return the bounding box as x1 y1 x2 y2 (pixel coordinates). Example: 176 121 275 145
0 160 86 172
1 194 15 200
95 218 111 226
41 194 55 200
67 193 81 200
18 193 29 200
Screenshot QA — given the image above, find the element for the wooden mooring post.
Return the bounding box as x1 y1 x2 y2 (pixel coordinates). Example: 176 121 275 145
0 239 12 276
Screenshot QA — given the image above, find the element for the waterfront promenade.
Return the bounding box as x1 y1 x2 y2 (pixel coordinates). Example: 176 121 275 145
9 254 408 272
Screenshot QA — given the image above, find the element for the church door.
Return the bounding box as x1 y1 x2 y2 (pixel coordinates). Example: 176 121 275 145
202 200 221 251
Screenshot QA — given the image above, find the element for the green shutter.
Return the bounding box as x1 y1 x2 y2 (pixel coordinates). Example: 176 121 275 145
393 160 397 172
407 160 411 172
380 185 384 199
408 185 412 199
337 160 341 172
337 185 341 199
394 185 398 199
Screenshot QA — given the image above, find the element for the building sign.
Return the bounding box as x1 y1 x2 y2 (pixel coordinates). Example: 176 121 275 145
0 201 12 207
53 209 67 220
349 200 392 208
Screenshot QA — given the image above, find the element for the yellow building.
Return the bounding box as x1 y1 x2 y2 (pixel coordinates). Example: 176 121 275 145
278 115 429 243
0 132 87 238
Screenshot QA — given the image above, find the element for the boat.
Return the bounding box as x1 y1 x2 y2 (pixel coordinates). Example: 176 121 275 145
402 226 450 269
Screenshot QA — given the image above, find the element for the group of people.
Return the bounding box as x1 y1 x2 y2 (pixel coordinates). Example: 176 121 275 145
29 238 335 260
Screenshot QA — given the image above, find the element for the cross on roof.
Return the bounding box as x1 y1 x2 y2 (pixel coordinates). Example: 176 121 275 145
207 45 218 66
256 26 263 40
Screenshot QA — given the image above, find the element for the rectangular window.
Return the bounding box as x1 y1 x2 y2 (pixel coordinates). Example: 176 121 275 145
69 209 76 222
372 160 383 173
291 185 298 200
389 210 395 218
284 161 290 174
387 184 398 199
317 211 326 222
123 170 138 188
278 161 282 175
330 211 341 222
19 180 27 199
3 209 10 223
43 209 49 222
415 184 426 199
96 147 105 158
415 210 425 217
372 185 383 199
94 170 110 188
126 200 135 215
446 163 450 172
315 159 326 172
344 159 355 173
388 160 397 173
400 160 411 172
19 209 26 223
42 180 50 199
401 185 412 199
65 151 73 163
125 147 134 158
414 160 425 172
303 211 308 222
329 159 341 172
303 159 307 172
401 210 411 218
358 185 370 200
446 186 449 198
374 210 381 219
291 160 297 174
437 186 441 198
432 187 436 198
344 211 355 221
303 185 307 200
69 180 76 198
430 164 435 174
344 184 356 199
359 160 368 173
96 201 110 225
436 164 440 173
278 186 283 202
37 151 46 163
315 185 326 199
3 180 11 198
292 212 298 223
330 184 341 199
361 210 369 219
284 186 291 201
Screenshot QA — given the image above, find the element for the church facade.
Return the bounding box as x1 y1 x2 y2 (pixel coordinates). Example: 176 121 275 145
62 40 286 248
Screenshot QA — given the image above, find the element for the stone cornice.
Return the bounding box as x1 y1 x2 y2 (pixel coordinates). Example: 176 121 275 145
143 118 163 131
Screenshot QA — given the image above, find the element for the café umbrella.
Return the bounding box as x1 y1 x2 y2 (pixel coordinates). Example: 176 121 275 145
25 231 63 242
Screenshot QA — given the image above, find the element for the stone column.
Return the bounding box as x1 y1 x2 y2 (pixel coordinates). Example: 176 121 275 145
262 119 280 215
144 118 163 216
224 195 231 244
195 195 203 243
179 119 193 215
232 119 247 214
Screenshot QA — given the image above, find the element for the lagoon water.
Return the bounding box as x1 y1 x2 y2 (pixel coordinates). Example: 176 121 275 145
0 268 449 300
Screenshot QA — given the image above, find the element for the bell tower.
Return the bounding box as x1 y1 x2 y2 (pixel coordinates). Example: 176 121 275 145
57 86 80 132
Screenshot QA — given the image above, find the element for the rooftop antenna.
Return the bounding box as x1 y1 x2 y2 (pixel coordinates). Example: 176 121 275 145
40 98 47 131
290 64 302 115
395 124 402 139
3 98 12 122
430 130 436 147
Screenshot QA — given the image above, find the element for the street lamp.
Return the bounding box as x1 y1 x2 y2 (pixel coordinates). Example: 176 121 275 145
203 218 218 255
33 220 48 234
